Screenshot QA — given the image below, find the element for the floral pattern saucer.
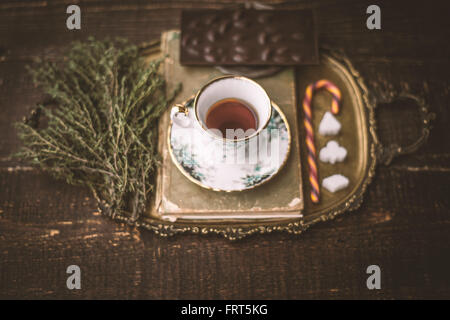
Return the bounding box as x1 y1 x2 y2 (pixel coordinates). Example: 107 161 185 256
168 98 291 192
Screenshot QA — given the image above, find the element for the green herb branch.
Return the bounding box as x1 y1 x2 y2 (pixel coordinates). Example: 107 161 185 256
15 37 179 221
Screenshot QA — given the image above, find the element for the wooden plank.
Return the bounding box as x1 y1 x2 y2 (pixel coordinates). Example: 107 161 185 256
0 0 449 299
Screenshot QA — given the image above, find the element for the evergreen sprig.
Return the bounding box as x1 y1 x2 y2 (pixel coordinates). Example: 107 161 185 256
15 37 179 221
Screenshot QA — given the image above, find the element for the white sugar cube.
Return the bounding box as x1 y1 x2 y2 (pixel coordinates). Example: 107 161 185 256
318 111 341 136
319 140 347 164
322 174 349 193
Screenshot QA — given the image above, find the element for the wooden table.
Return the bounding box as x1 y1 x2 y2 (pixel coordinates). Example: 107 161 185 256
1 0 449 299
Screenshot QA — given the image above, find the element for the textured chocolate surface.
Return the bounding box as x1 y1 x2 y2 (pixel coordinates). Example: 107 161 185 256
180 9 318 66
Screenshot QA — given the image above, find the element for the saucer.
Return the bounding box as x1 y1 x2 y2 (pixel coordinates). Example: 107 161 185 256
168 97 291 192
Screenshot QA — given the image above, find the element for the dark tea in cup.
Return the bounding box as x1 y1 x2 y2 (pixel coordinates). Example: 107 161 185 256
205 98 258 138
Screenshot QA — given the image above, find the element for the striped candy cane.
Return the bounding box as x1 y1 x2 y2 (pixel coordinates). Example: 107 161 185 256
302 80 342 203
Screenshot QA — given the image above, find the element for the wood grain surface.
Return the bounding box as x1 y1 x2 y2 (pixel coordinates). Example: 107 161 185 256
0 0 449 299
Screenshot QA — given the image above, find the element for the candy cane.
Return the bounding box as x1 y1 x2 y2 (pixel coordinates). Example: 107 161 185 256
302 80 341 203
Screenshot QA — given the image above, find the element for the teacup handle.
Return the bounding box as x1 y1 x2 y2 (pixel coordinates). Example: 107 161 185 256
170 103 192 128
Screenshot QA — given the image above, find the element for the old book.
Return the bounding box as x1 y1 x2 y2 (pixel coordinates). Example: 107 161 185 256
148 30 303 221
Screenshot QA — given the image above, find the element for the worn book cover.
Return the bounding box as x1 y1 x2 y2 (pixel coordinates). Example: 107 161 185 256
148 30 303 221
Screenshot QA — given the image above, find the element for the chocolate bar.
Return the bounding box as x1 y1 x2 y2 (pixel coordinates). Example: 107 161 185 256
180 9 318 66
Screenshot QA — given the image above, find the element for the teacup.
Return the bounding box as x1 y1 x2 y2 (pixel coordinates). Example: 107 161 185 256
171 75 272 142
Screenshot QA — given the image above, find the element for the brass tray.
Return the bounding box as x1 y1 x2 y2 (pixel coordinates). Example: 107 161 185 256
137 45 433 240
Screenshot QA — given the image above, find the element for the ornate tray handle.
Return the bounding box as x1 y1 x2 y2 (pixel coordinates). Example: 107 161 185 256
375 93 435 166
